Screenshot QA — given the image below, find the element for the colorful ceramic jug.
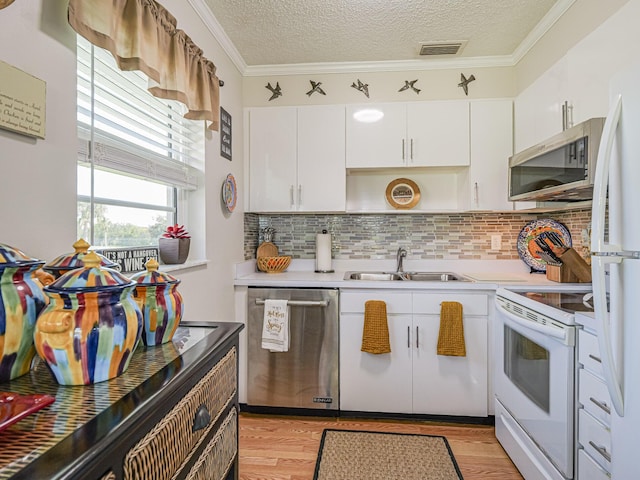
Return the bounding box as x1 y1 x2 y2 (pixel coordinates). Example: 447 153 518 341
0 243 47 382
43 238 119 279
34 252 142 385
130 259 183 346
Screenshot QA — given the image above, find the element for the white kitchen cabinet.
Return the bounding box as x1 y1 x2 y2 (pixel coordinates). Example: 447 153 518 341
346 101 470 169
247 105 345 212
466 99 514 211
345 103 407 168
575 318 613 478
412 293 488 416
340 289 488 417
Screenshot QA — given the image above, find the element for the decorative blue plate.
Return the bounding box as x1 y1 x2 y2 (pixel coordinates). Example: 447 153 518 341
517 218 572 272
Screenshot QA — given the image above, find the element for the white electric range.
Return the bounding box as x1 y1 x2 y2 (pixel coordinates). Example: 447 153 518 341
494 287 594 480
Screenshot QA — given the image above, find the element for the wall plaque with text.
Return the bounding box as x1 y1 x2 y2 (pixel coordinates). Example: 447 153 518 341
0 60 46 139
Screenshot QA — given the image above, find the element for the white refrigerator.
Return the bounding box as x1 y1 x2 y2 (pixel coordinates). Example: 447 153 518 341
590 60 640 479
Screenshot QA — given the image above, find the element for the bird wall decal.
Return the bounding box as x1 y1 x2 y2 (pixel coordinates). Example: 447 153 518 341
306 80 326 96
458 73 476 96
399 80 420 95
265 82 282 101
351 79 370 98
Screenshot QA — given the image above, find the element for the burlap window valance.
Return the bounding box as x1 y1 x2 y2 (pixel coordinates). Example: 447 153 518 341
68 0 220 131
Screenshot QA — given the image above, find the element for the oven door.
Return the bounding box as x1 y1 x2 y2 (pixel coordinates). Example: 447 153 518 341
494 296 575 479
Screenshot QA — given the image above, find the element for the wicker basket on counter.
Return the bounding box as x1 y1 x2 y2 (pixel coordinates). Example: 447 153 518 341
257 256 291 273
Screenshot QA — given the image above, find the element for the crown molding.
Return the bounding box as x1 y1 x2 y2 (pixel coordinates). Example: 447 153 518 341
242 55 516 77
187 0 247 74
512 0 577 64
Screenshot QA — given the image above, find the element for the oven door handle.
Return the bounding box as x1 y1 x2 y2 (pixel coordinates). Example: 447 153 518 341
496 302 567 342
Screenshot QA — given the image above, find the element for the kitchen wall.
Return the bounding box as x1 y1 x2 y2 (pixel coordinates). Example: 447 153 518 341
244 208 592 263
0 1 245 322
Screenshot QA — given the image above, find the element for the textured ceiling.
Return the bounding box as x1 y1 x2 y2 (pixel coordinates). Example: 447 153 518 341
203 0 560 67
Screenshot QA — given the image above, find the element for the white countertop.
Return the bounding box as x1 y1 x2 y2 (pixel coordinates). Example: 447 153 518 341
234 259 591 292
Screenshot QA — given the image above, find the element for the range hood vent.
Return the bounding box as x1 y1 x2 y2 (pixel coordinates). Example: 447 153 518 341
418 41 467 56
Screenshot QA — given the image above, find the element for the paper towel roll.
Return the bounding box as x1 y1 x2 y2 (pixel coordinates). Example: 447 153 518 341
315 232 333 272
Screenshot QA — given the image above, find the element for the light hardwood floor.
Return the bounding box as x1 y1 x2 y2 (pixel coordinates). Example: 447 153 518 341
239 412 524 480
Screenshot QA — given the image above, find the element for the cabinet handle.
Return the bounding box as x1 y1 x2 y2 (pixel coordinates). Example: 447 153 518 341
589 353 602 363
416 326 419 349
407 325 410 348
474 182 479 206
410 138 414 161
589 441 612 463
402 139 406 160
192 404 211 432
290 185 294 207
590 396 612 415
298 185 302 206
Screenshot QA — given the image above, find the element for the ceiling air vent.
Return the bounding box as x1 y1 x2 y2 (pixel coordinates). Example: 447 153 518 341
418 41 467 56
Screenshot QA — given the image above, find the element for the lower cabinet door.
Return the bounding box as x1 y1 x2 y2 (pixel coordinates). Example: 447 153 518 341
339 312 413 413
412 314 488 416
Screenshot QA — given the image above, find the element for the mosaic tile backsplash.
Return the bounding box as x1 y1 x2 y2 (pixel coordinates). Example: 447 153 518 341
244 209 592 261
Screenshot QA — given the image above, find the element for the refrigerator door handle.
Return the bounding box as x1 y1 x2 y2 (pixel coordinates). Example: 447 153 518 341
591 94 622 254
592 255 624 416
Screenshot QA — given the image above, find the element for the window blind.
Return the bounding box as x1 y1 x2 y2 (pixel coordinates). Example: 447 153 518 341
76 36 203 190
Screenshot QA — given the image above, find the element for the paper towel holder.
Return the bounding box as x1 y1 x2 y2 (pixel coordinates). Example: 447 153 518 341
315 229 334 273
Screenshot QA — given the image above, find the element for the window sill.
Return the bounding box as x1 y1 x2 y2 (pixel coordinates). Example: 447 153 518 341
159 259 209 273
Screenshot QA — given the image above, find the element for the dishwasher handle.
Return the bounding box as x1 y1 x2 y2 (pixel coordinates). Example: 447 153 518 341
254 299 329 307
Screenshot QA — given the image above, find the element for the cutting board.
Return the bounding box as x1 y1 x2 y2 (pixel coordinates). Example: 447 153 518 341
256 242 278 258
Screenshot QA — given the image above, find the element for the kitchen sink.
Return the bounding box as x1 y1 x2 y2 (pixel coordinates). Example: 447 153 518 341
345 272 404 281
344 271 471 282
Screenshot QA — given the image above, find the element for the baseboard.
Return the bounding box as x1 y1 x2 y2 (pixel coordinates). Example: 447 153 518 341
239 404 494 425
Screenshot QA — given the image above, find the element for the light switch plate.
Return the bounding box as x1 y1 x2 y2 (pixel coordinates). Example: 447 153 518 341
491 234 502 250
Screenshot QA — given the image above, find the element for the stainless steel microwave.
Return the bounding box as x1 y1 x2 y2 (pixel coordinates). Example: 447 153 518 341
509 117 605 201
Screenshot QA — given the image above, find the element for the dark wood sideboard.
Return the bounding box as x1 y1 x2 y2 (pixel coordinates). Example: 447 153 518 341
0 321 244 480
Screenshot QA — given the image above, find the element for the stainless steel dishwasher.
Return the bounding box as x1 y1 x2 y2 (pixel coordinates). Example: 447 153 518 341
247 287 339 411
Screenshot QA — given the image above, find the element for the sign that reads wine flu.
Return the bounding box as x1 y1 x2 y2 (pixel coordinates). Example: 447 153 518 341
96 247 159 273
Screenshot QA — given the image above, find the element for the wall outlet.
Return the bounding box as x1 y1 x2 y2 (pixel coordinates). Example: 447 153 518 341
491 234 502 250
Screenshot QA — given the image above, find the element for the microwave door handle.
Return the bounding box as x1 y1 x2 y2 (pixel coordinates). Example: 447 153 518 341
592 94 622 254
592 255 624 416
496 302 567 342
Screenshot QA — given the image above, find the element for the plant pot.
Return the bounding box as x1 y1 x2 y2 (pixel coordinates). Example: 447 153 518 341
159 237 190 265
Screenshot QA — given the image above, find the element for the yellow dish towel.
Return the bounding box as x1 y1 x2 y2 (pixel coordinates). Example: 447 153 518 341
437 301 466 357
361 300 391 354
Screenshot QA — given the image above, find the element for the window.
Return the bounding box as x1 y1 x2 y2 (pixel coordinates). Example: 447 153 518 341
76 35 204 248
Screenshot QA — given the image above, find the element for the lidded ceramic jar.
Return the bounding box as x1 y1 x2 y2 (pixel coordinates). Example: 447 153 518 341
0 243 47 382
130 259 183 346
43 238 119 279
34 252 142 385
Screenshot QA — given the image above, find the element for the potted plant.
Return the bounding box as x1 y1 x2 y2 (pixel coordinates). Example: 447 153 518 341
158 224 191 264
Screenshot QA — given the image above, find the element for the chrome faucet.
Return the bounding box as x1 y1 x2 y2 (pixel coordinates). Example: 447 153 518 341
396 247 407 273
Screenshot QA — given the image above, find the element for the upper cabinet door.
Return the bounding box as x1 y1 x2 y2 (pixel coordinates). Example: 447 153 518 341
297 105 346 212
468 100 513 211
407 101 470 167
346 104 407 168
248 107 297 212
346 101 470 169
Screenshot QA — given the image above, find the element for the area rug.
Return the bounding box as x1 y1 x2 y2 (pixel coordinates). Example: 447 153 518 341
313 429 463 480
